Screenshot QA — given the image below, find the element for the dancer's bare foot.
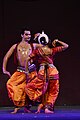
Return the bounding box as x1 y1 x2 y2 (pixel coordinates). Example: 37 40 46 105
35 103 43 114
35 110 40 113
45 108 54 113
11 107 20 114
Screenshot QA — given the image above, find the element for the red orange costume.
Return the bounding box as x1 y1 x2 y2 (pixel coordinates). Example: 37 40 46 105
25 46 63 110
7 70 27 107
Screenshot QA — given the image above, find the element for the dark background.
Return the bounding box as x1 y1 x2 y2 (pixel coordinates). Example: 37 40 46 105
0 0 80 107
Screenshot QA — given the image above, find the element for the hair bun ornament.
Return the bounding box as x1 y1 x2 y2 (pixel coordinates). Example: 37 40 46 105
38 31 49 44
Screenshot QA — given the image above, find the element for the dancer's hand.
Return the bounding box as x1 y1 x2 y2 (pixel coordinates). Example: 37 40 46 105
34 33 40 41
3 71 11 77
52 39 58 47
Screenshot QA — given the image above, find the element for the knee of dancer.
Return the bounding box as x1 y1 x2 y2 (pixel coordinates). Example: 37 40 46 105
6 81 10 86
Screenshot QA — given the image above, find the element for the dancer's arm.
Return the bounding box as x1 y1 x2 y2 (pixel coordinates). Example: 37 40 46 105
3 44 17 77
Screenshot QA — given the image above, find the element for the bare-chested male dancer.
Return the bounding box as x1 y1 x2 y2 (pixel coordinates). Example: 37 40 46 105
2 28 43 113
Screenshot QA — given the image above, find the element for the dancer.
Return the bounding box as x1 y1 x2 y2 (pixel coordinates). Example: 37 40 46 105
25 31 69 113
2 28 42 113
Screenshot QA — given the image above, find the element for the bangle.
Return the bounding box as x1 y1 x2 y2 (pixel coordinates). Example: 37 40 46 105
55 39 58 42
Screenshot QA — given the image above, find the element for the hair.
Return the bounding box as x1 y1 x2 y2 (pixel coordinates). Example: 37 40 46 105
20 26 31 35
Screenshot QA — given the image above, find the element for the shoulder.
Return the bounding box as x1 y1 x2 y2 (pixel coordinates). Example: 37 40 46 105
4 43 17 56
8 44 17 52
33 43 43 49
13 43 17 47
11 44 17 49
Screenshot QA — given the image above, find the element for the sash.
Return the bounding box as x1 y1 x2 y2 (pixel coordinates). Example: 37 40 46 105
38 47 53 64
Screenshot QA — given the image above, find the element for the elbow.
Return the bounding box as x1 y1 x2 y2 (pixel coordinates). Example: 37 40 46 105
66 44 69 48
63 44 69 50
65 43 69 49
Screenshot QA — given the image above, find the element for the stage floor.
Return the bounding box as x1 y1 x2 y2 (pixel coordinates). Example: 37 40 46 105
0 106 80 120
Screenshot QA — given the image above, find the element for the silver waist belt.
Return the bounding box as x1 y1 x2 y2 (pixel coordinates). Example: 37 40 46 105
17 66 26 73
17 64 36 73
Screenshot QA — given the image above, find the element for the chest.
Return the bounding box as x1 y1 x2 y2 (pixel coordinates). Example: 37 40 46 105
17 43 32 57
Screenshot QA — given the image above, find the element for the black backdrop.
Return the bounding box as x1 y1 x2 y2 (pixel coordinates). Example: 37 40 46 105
0 0 80 107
